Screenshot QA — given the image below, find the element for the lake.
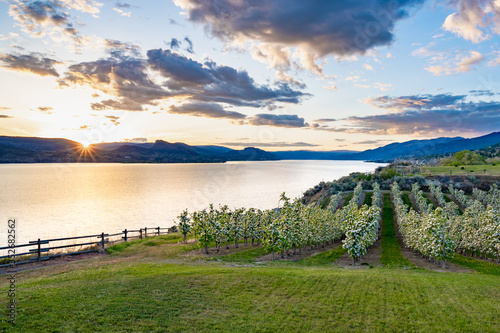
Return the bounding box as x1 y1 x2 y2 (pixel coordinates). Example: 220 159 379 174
0 160 384 245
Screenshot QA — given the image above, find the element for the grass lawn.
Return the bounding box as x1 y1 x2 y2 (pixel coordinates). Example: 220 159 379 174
1 261 499 332
1 221 499 332
422 164 500 176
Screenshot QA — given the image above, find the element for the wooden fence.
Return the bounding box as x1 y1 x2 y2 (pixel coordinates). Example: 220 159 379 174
0 226 173 268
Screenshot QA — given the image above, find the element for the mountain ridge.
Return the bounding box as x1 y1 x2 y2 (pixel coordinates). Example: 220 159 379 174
0 131 499 163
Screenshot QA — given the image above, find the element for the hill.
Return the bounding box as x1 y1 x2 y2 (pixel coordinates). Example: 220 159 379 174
341 131 500 161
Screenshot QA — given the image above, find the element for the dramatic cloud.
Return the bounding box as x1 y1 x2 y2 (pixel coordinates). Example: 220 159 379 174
245 114 309 128
168 102 246 119
326 92 500 135
220 141 319 147
174 0 424 78
146 49 306 107
60 48 306 115
0 52 61 77
61 55 169 111
8 0 102 45
442 0 500 43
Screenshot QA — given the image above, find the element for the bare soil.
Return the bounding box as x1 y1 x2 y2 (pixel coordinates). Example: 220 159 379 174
0 252 106 275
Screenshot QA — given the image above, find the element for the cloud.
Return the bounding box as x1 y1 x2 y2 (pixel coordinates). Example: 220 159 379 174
0 107 12 111
59 48 307 125
113 8 131 17
146 48 307 107
184 37 194 54
104 39 140 59
323 92 500 135
469 89 495 96
245 114 309 128
168 102 246 119
354 82 392 91
314 118 337 123
169 38 181 49
353 140 393 145
421 50 484 76
0 52 61 77
175 0 424 57
365 94 466 111
0 115 13 119
125 137 148 143
37 106 54 114
8 0 101 46
220 141 319 148
363 64 374 71
115 2 131 8
174 0 424 78
442 0 500 43
105 115 120 125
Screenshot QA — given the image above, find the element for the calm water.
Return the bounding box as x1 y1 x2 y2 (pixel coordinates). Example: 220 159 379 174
0 160 384 244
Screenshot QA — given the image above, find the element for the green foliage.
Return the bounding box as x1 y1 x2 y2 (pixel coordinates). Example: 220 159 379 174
441 150 486 166
380 166 399 180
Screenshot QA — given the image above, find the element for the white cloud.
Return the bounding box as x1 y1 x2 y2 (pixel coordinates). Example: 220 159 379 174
363 63 373 71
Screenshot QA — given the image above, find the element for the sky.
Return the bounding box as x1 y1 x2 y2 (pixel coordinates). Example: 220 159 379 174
0 0 499 151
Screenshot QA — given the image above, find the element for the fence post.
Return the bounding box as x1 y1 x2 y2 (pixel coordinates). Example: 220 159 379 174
145 227 148 238
139 228 143 239
157 226 160 236
101 232 105 252
37 238 41 261
123 229 128 242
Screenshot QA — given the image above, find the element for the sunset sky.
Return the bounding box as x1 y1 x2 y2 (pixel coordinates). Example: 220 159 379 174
1 0 500 151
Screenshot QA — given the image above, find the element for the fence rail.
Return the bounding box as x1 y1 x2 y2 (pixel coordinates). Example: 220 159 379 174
0 226 176 268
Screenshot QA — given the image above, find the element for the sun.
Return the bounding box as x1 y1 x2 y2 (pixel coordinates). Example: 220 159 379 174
80 141 91 148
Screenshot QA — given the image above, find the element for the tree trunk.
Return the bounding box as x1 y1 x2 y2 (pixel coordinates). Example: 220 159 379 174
183 234 187 244
226 240 229 250
205 245 209 254
235 239 239 248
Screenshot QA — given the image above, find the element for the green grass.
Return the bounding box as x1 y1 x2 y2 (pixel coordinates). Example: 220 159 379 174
364 192 372 206
107 232 191 254
380 194 414 268
450 255 500 276
1 263 499 332
402 192 413 209
443 195 452 203
218 246 269 263
342 193 353 206
297 245 347 266
422 164 500 176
